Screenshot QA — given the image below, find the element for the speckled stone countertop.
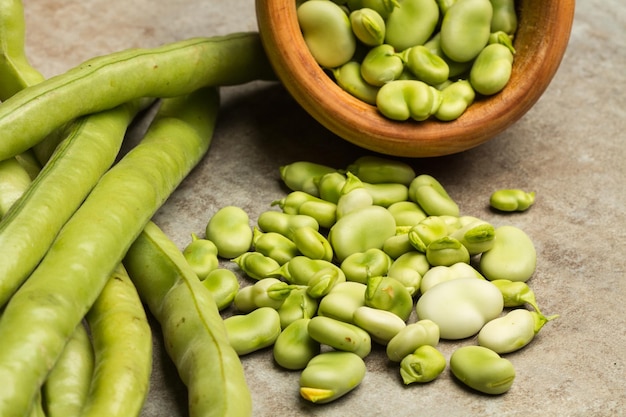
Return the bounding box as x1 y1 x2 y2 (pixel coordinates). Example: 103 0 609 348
22 1 625 416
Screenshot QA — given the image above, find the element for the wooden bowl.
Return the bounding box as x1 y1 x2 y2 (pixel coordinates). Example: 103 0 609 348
256 0 575 157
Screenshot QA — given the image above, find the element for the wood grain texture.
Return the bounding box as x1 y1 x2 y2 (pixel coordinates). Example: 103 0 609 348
256 0 575 157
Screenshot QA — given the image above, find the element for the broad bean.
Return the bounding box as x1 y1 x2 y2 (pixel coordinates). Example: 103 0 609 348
299 351 366 403
384 0 440 51
353 305 407 345
329 205 397 262
426 236 470 266
479 225 536 282
387 201 427 226
336 172 374 218
350 7 386 46
333 61 380 105
182 233 219 280
477 308 554 354
307 316 372 358
420 261 484 293
386 250 430 295
340 248 392 284
434 79 476 121
415 277 503 339
273 318 321 370
205 206 253 259
201 268 240 311
315 171 347 204
257 210 320 240
271 255 346 286
408 215 450 252
362 182 409 207
346 155 416 186
292 225 333 261
490 0 518 35
423 32 474 78
232 251 281 281
298 0 357 68
252 227 300 265
360 44 405 86
224 307 282 356
449 345 515 394
279 161 337 197
382 232 414 259
386 319 440 362
469 43 514 95
399 345 446 384
365 275 413 321
489 189 536 212
347 0 399 19
273 191 337 229
376 79 442 121
306 266 343 298
490 279 542 312
401 45 450 86
449 217 495 255
440 0 493 63
277 287 319 329
317 281 367 323
408 174 459 216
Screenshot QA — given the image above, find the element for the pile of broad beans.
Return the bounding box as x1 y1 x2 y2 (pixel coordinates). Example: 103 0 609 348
297 0 518 121
189 156 557 403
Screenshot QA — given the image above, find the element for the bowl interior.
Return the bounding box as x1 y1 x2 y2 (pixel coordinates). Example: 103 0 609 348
256 0 575 157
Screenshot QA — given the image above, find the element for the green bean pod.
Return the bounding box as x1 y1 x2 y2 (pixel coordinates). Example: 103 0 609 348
0 157 31 218
42 322 94 417
80 264 152 417
224 307 283 355
0 87 219 416
273 318 321 370
0 33 272 161
124 220 251 417
299 351 366 404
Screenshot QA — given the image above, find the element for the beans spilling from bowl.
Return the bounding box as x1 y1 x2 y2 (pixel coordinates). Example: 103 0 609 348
296 0 518 122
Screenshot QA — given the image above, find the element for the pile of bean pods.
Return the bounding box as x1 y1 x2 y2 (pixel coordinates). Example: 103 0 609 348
297 0 518 121
186 156 557 404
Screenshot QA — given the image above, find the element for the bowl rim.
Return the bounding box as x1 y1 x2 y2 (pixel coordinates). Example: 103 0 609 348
256 0 576 157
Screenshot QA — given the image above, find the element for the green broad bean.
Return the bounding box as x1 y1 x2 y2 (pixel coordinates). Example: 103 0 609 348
299 351 366 404
436 0 457 14
386 250 430 295
340 248 392 284
479 225 536 282
365 275 414 321
477 308 552 354
252 227 299 265
239 277 294 311
387 201 427 226
399 345 447 384
336 172 374 218
490 279 543 313
350 8 386 46
376 79 442 121
345 155 416 186
273 318 321 370
420 261 484 293
489 30 516 54
292 226 333 261
408 174 460 217
306 266 343 298
386 319 440 362
423 32 474 78
317 281 367 323
360 44 405 87
328 205 397 262
224 307 282 356
489 189 536 212
384 0 440 51
279 161 337 197
490 0 518 35
469 43 514 95
205 206 253 259
271 256 346 286
307 315 372 358
273 191 337 229
449 217 495 255
277 287 319 329
434 79 476 121
449 345 515 394
315 171 347 204
332 61 380 105
353 305 407 345
347 0 399 19
415 277 503 339
408 215 450 252
257 210 320 240
232 251 281 281
362 182 409 207
440 0 493 63
232 285 257 313
426 236 470 266
297 0 357 68
182 233 219 280
401 45 450 86
201 268 240 311
382 232 414 259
